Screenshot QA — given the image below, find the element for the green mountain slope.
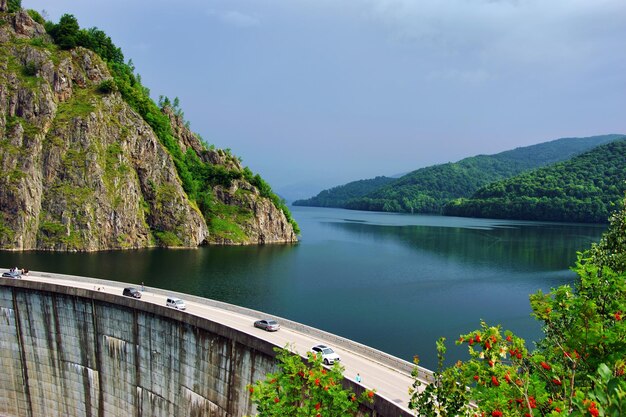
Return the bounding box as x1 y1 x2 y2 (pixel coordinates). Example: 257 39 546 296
0 6 297 250
292 176 395 207
444 139 626 223
295 134 624 214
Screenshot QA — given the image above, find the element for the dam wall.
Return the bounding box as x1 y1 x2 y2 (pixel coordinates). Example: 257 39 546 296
0 277 413 417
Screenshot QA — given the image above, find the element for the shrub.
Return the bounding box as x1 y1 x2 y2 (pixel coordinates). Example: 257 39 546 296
26 9 44 24
97 79 117 94
22 62 38 77
7 0 21 13
249 346 374 416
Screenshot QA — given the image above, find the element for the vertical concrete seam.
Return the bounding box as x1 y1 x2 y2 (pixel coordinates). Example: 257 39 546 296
12 288 34 417
51 293 69 415
226 338 236 415
91 298 105 417
134 308 141 417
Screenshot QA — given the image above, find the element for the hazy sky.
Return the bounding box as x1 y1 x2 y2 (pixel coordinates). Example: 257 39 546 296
27 0 626 198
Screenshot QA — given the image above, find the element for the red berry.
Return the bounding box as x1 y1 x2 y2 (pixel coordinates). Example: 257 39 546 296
367 391 374 398
315 402 321 410
491 411 503 417
491 376 499 386
274 397 280 403
541 361 551 370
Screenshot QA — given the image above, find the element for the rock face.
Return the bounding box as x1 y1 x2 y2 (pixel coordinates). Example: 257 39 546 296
0 10 296 250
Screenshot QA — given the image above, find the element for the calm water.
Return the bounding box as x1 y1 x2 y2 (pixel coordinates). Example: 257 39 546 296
0 207 606 368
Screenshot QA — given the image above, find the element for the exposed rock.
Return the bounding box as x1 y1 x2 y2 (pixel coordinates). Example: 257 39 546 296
12 10 46 38
164 106 297 245
0 9 296 251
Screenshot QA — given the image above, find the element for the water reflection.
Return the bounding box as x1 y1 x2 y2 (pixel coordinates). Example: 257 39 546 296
324 221 604 272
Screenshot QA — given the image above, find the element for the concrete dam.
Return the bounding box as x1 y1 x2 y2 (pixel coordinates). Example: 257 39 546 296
0 273 422 417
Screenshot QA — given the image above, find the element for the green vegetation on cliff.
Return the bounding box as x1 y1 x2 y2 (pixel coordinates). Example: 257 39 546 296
42 12 299 238
444 139 626 223
296 135 623 216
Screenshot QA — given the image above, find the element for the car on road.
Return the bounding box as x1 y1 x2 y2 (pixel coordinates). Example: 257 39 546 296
166 297 186 310
122 287 142 299
2 270 21 279
311 344 340 365
253 319 280 332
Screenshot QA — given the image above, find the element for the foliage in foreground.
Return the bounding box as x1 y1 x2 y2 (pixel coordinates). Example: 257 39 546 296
411 195 626 416
248 347 373 417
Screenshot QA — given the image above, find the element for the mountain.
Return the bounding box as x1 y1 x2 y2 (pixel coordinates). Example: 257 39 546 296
444 139 626 223
293 176 395 208
294 134 624 214
0 6 297 250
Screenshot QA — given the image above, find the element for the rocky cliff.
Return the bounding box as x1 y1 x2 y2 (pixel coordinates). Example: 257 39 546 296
0 8 297 250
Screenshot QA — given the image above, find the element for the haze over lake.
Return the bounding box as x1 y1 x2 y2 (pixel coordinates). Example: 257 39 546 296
0 207 606 368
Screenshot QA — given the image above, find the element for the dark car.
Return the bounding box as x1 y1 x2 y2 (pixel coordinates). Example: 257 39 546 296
122 287 142 299
2 270 21 279
253 319 280 332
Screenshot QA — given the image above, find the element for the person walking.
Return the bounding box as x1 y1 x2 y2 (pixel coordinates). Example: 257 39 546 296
355 373 362 383
141 282 145 292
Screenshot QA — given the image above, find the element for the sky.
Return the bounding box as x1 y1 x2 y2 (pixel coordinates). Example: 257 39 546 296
27 0 626 200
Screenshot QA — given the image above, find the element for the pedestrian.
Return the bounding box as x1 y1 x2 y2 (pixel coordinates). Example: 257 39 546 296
355 373 362 383
141 282 145 292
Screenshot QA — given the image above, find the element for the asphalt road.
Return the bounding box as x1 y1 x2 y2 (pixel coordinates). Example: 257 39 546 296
11 272 421 413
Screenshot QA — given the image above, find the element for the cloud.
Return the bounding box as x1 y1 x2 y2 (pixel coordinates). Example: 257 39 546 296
207 9 260 28
362 0 626 69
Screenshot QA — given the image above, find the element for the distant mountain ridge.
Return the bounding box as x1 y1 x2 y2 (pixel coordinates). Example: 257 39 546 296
294 134 624 215
293 176 396 208
444 139 626 223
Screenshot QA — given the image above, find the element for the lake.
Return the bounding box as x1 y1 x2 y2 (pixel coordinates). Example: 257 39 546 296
0 206 606 369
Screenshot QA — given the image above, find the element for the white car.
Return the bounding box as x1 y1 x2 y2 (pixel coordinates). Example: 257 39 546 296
166 297 186 310
311 344 340 365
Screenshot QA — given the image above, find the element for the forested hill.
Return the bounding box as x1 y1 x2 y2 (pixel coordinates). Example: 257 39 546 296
294 134 624 213
292 176 395 207
444 139 626 223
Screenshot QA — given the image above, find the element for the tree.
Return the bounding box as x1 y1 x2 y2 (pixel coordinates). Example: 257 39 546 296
409 337 472 417
46 14 80 49
249 346 373 417
7 0 21 13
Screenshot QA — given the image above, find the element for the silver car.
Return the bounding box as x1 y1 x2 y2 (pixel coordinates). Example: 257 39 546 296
254 319 280 331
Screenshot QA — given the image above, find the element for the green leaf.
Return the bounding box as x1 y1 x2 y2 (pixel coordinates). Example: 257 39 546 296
598 363 612 381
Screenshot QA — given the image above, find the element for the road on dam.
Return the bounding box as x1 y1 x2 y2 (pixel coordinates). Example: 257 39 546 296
9 271 426 414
